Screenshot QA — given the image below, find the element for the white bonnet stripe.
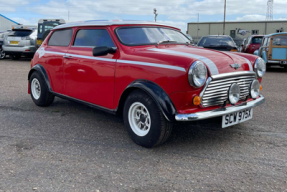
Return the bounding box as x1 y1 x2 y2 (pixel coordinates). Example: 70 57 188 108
149 48 219 75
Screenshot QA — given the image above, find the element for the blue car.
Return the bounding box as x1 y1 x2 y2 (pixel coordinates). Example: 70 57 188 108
254 32 287 69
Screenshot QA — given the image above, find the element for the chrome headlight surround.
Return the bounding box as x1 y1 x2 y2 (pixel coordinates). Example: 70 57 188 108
228 83 240 105
188 61 208 88
254 58 266 78
250 79 260 99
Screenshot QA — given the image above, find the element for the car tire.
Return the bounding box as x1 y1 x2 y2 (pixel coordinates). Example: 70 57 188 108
10 54 21 60
29 72 54 107
123 90 173 148
0 49 5 59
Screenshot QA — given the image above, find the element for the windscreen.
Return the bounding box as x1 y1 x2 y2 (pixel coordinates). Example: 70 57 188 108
251 37 263 44
273 35 287 46
116 27 189 45
43 22 60 32
198 36 236 47
9 30 33 37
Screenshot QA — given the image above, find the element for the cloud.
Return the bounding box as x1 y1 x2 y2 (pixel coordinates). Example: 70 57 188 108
236 14 266 21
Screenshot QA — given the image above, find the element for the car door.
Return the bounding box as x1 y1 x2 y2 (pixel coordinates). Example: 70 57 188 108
260 37 269 63
44 28 74 94
64 27 118 109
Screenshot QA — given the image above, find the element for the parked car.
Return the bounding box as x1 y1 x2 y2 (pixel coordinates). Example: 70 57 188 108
37 19 65 48
28 20 265 148
3 27 37 60
0 31 9 59
254 32 287 69
240 35 264 54
197 35 238 52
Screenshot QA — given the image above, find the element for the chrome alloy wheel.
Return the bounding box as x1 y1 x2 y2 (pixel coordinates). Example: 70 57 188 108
128 102 151 137
0 49 5 59
31 78 41 100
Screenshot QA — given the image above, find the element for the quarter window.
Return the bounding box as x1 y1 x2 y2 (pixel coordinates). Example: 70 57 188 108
73 29 115 47
48 29 73 46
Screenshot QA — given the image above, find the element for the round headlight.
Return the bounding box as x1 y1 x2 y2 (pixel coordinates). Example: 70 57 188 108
229 83 240 105
250 80 260 99
188 61 207 88
255 58 266 78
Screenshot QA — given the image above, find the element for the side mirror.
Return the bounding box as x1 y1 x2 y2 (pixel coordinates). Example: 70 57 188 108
93 46 117 57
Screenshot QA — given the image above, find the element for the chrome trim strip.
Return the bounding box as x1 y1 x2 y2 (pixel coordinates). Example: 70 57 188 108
148 48 219 75
268 60 280 64
175 95 265 121
199 77 212 98
211 71 256 80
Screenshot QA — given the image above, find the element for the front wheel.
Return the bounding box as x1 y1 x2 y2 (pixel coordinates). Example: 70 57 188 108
29 72 54 106
123 90 173 148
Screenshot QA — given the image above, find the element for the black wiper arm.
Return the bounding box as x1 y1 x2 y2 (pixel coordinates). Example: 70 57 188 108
157 40 177 45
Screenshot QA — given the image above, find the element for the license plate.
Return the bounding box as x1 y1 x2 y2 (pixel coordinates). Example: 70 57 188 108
10 41 19 45
280 61 287 65
37 40 43 45
222 108 253 128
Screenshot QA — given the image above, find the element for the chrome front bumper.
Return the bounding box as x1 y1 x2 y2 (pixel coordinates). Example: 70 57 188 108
175 95 265 121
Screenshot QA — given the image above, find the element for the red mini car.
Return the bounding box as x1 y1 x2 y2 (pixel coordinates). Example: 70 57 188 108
240 35 264 54
28 21 266 148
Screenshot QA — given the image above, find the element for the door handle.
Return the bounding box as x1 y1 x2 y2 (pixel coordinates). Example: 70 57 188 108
63 55 73 59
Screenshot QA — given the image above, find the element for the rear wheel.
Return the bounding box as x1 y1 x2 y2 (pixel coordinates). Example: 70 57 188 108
123 90 173 148
30 72 54 106
0 49 5 59
10 54 21 60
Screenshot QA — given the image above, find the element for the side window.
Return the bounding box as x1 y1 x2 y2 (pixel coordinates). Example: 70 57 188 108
38 24 42 34
261 38 266 46
266 38 270 46
48 29 73 46
73 29 115 47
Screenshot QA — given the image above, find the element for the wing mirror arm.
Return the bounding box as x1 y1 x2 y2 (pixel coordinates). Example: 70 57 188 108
93 46 117 57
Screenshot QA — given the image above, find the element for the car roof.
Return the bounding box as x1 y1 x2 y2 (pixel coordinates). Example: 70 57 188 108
265 32 287 37
53 20 178 30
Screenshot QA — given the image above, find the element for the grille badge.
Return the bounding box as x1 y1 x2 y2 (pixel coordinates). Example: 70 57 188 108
230 63 241 70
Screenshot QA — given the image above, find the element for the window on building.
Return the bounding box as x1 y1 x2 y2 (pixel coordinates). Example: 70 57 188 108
276 28 284 33
230 30 236 38
252 30 259 35
73 29 115 47
48 29 73 46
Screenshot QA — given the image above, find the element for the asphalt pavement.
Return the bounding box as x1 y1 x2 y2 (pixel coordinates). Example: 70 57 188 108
0 57 286 191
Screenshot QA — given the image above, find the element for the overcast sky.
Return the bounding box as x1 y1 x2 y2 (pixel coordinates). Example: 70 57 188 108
1 0 287 32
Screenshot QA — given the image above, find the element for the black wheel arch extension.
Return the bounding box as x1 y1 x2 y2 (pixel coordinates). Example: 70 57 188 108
117 80 177 122
28 64 52 92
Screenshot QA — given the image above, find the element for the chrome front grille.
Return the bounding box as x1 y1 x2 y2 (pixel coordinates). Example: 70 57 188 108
201 73 256 107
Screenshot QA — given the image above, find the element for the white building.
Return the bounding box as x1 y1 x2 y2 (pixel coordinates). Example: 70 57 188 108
187 20 287 45
0 14 20 31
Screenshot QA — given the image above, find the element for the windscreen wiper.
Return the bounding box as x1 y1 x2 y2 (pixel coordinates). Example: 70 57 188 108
157 40 177 45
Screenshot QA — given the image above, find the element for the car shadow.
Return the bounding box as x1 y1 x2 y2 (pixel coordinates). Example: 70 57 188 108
266 66 287 73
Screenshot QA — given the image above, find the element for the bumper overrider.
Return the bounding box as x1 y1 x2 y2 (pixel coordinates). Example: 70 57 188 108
175 95 265 121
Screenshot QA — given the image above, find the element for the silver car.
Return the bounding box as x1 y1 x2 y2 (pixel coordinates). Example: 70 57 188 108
3 28 37 60
0 31 9 59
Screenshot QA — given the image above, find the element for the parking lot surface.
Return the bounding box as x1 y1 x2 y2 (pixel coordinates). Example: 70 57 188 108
0 58 287 191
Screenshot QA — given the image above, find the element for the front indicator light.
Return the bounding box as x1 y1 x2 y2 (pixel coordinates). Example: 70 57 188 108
260 85 262 91
193 96 201 106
